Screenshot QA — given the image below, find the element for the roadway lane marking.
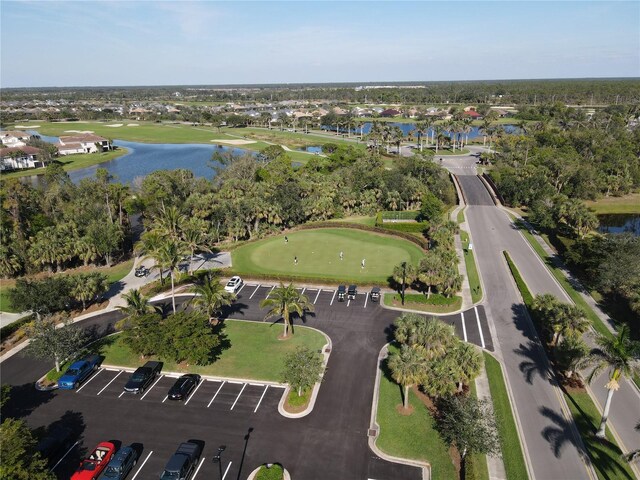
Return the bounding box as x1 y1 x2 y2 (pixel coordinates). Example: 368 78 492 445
131 451 153 480
184 378 205 405
474 306 486 349
97 370 123 396
461 312 468 342
230 383 247 410
222 461 232 480
140 375 164 400
249 284 261 299
207 381 226 407
254 385 269 413
192 457 206 479
50 441 78 471
266 285 275 298
330 290 337 305
363 293 368 309
314 290 321 304
76 368 104 392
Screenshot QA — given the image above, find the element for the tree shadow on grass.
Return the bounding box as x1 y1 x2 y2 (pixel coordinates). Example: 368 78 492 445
210 320 231 362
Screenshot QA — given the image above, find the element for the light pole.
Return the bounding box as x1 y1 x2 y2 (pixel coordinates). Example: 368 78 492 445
401 261 407 306
212 445 226 480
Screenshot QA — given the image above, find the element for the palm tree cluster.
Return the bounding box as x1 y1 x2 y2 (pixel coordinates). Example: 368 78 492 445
531 294 590 347
388 313 483 408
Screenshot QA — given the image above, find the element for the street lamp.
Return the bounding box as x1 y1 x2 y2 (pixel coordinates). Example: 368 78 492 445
212 445 226 480
401 261 407 306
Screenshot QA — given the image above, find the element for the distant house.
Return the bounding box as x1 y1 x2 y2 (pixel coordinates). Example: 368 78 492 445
464 110 483 119
0 146 45 170
380 108 401 117
1 130 31 148
57 134 109 156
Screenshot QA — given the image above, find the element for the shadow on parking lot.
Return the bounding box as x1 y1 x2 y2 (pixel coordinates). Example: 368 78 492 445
1 383 56 420
42 411 87 479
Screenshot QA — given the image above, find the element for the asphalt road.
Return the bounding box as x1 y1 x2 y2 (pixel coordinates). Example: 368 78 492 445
1 283 493 480
453 169 592 480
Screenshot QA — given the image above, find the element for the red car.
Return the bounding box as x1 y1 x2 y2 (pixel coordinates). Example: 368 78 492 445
71 441 116 480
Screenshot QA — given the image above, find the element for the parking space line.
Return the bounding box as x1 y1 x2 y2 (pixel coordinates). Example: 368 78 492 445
222 461 232 480
76 368 104 392
118 391 126 398
230 383 247 410
140 375 164 400
363 294 368 309
249 284 261 299
474 306 486 349
330 290 337 305
461 312 468 342
184 378 205 405
347 298 351 307
97 370 123 395
301 287 306 295
227 380 243 384
105 367 120 372
237 283 246 294
131 451 153 480
266 285 275 298
207 381 226 407
254 385 269 413
50 441 78 471
314 290 321 304
192 457 206 479
162 395 168 403
249 382 262 386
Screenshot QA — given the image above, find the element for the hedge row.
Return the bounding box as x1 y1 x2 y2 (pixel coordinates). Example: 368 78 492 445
298 222 429 250
380 210 419 220
388 293 459 306
503 251 534 307
0 314 34 341
379 222 428 234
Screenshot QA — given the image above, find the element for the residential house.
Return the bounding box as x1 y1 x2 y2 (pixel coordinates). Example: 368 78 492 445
380 108 401 117
1 130 31 148
463 110 483 120
57 134 109 156
0 146 45 170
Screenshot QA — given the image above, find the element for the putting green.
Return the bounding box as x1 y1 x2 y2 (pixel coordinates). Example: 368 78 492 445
231 228 424 282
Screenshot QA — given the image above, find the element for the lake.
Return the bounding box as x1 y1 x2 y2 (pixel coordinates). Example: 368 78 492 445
598 214 640 236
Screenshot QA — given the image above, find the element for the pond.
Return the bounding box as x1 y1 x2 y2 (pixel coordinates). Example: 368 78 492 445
27 132 252 184
598 214 640 236
321 122 519 139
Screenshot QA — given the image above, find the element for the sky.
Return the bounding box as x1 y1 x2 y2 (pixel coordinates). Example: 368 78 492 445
1 0 639 88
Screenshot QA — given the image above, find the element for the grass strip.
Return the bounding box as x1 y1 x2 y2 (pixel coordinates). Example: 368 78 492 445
384 293 462 314
376 344 457 479
256 464 285 480
457 208 466 225
0 284 18 313
563 390 636 480
483 352 529 480
460 231 482 303
467 381 490 480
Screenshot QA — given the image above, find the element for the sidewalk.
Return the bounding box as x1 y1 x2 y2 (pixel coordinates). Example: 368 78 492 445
0 310 31 329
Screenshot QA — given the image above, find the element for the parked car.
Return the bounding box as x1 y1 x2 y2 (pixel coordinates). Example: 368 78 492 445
224 276 243 293
347 285 357 300
71 441 116 480
36 425 75 467
58 355 102 390
123 361 163 394
134 266 149 277
370 286 381 302
337 285 346 302
168 374 201 401
98 445 138 480
160 441 202 480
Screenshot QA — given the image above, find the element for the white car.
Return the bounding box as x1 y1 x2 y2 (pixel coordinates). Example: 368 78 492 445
224 276 243 293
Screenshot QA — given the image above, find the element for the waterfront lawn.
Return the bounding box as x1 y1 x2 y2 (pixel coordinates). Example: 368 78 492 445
584 192 640 214
98 320 326 382
231 228 424 283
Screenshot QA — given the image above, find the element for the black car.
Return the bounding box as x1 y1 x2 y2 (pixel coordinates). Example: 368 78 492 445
370 286 381 302
168 374 201 401
348 285 357 300
337 285 346 302
134 266 149 277
36 425 75 467
123 361 163 394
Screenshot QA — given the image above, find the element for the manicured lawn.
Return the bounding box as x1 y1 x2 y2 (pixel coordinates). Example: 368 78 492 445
376 344 457 479
584 193 640 214
563 389 636 480
0 282 18 313
256 464 284 480
483 352 529 480
231 228 424 283
460 231 482 303
97 320 326 382
456 208 465 224
384 293 462 314
104 259 135 284
329 215 377 227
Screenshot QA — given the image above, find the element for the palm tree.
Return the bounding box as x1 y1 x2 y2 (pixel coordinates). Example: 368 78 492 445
417 251 444 299
191 274 235 323
461 117 473 147
586 325 640 438
418 318 457 359
260 283 314 337
135 230 164 283
453 342 483 392
388 345 425 409
432 124 444 154
181 219 211 275
152 240 188 314
117 288 157 318
153 204 186 241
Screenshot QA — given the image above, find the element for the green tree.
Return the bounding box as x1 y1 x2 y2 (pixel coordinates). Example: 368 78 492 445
531 294 590 345
418 190 444 223
260 283 314 338
69 272 108 310
435 395 500 479
25 316 87 372
555 333 590 380
162 311 220 365
191 274 235 323
121 312 165 359
452 342 484 392
0 418 55 480
9 277 71 319
85 221 123 267
281 346 324 396
417 251 444 299
116 289 158 322
392 262 417 294
388 344 425 409
586 325 640 438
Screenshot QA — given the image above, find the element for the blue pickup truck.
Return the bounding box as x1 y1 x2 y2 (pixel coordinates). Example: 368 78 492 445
58 354 102 390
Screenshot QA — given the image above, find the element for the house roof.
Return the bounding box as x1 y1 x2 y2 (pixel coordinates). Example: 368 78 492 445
0 146 41 157
57 142 84 152
1 130 30 139
59 134 107 144
380 108 401 116
464 111 482 118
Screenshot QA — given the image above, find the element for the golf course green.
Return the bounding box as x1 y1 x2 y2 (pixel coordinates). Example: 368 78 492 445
231 228 425 283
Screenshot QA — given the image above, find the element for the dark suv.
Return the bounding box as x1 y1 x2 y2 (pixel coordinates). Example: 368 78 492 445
337 285 346 302
124 361 162 394
347 285 357 300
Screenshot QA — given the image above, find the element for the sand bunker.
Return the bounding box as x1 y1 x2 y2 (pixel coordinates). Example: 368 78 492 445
64 130 94 134
105 124 123 128
127 123 139 126
14 125 40 129
213 139 257 145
